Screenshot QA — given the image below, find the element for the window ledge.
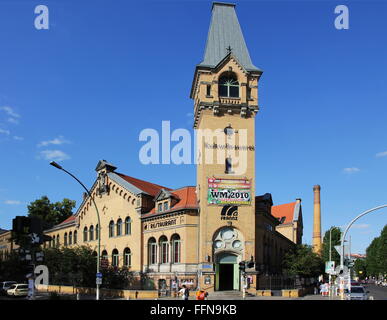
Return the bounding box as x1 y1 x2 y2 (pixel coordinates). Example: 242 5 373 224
219 96 240 100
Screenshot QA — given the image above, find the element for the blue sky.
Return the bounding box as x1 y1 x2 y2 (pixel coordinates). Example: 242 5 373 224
0 0 386 254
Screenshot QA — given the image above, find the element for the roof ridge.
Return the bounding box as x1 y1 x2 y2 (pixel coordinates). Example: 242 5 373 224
116 172 172 190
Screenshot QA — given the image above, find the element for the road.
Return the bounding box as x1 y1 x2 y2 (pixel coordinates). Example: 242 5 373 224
365 283 387 300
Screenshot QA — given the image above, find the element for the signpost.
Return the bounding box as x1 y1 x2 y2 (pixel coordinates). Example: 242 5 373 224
96 272 102 285
325 261 335 275
207 178 251 205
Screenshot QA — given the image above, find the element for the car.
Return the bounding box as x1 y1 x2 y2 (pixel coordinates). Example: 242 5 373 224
6 284 29 297
0 281 17 295
346 286 369 300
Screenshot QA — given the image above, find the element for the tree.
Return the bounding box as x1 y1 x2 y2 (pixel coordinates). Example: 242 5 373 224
282 244 325 278
365 224 387 278
27 196 76 229
43 246 97 287
353 258 367 279
322 226 341 267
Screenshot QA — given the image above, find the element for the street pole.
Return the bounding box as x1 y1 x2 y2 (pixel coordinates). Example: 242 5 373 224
50 161 102 301
329 228 332 298
339 204 387 300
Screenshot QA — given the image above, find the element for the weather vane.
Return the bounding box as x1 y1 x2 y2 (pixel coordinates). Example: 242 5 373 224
226 45 233 53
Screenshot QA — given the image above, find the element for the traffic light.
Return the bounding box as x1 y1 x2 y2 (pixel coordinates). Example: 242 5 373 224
239 261 246 272
12 216 44 246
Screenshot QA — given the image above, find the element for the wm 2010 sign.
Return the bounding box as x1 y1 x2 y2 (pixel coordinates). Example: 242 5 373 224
207 178 251 205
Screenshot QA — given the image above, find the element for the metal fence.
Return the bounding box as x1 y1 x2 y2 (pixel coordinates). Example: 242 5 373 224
256 275 297 290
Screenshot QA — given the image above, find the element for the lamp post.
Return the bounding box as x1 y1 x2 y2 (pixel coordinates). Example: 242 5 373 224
339 204 387 299
50 161 101 300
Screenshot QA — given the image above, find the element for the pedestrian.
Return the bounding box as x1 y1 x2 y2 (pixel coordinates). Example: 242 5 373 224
196 289 208 300
313 282 318 295
178 285 189 300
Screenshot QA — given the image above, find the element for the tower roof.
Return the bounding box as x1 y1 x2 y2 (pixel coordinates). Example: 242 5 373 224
197 2 261 72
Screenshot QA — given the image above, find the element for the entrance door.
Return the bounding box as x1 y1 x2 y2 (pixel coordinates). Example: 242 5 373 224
215 253 240 291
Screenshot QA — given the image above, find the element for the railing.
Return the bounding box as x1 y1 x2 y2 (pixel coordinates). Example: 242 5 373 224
256 275 297 290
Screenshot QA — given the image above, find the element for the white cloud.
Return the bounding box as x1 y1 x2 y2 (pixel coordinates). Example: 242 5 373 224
343 167 360 174
13 136 24 141
38 136 70 147
351 224 370 229
0 106 20 119
0 106 20 125
7 117 19 124
0 128 10 135
39 150 70 161
4 200 21 205
376 151 387 158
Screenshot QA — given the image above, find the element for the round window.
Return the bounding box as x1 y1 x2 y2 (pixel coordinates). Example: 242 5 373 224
214 240 223 248
221 228 234 240
232 240 242 249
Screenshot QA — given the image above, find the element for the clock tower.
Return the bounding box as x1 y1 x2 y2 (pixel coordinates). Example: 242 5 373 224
190 2 263 290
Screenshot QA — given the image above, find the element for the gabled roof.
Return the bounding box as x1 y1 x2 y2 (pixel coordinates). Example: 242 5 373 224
115 173 172 197
0 228 8 235
271 202 297 225
197 2 262 72
95 159 117 172
143 186 198 217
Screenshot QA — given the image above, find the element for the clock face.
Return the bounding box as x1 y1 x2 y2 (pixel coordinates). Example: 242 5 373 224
221 228 234 240
232 240 242 249
214 240 223 248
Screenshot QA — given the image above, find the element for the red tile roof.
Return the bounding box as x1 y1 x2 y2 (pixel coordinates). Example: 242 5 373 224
116 173 172 197
271 202 296 224
59 215 76 225
145 186 198 216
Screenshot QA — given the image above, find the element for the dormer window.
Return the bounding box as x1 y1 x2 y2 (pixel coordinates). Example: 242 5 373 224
158 203 163 212
164 202 169 211
219 74 239 98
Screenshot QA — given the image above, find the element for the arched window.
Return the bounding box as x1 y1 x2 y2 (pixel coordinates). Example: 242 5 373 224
101 250 108 267
125 217 131 235
171 234 181 263
83 227 88 242
101 250 108 260
123 248 131 267
112 249 119 267
159 236 169 264
148 237 157 265
116 219 122 236
56 235 60 247
109 220 114 238
74 230 77 244
219 74 239 98
89 225 94 241
64 233 68 246
69 231 73 245
95 224 99 240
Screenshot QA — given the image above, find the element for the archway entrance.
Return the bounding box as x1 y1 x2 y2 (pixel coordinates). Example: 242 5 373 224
215 253 240 291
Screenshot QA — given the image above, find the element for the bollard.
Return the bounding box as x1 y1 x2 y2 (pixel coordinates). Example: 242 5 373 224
77 293 80 300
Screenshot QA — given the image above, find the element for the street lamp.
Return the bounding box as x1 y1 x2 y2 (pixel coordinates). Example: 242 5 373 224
339 204 387 299
49 161 102 300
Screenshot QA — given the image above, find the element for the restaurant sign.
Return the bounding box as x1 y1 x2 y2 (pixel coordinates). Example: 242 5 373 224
207 178 251 205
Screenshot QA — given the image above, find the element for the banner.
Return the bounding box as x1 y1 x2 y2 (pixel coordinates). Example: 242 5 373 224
207 178 251 205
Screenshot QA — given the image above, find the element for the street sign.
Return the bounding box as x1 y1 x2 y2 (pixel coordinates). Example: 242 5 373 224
325 261 335 274
96 272 102 279
96 278 102 285
334 245 349 257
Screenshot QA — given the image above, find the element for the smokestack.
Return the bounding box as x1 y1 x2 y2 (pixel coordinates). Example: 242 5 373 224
312 185 322 255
